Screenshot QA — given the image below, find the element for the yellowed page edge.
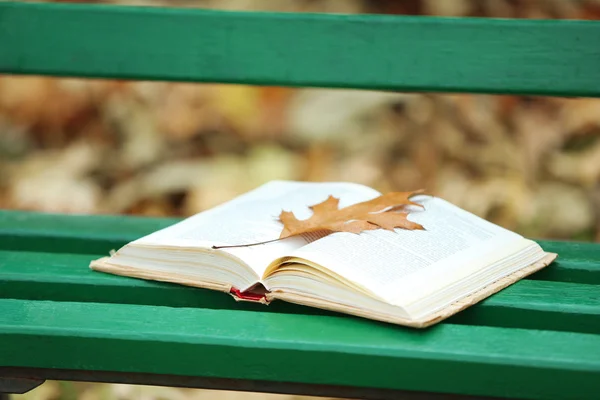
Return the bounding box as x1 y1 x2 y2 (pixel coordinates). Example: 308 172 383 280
267 252 557 328
90 252 556 328
90 257 232 293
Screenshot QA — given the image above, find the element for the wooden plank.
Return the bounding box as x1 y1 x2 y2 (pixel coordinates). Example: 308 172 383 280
2 211 599 284
1 1 599 97
448 280 600 333
529 258 600 285
537 240 600 262
2 299 600 400
529 240 600 284
2 250 599 334
0 210 177 254
0 210 176 237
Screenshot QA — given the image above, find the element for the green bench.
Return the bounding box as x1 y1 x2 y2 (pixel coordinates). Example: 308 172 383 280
1 2 600 399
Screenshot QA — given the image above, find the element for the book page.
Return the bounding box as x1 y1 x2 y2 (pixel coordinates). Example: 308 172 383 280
284 195 530 305
133 180 380 277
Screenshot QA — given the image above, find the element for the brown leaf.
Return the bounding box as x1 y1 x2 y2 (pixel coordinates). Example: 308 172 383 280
278 191 425 239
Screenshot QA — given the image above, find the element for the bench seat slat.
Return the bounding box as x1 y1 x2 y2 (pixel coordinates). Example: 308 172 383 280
1 1 599 97
1 298 600 400
528 259 600 285
1 250 599 334
450 280 600 333
0 210 176 238
1 211 599 285
0 210 175 254
528 241 600 284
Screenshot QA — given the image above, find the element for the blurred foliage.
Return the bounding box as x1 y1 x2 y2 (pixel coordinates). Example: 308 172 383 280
10 381 328 400
4 0 600 399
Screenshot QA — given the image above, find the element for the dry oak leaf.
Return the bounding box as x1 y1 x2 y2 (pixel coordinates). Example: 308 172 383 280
278 191 425 239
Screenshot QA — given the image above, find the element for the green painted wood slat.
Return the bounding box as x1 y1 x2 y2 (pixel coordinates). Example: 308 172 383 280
1 210 599 284
2 298 600 400
1 1 600 97
1 250 599 333
0 210 177 254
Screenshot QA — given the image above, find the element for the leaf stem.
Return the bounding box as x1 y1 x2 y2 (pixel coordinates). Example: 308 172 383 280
211 237 282 249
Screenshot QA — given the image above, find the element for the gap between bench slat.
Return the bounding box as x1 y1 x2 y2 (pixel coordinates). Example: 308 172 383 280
1 250 598 334
1 298 600 400
1 1 600 96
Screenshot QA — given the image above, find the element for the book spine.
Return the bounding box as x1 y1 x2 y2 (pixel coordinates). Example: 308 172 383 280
229 287 270 304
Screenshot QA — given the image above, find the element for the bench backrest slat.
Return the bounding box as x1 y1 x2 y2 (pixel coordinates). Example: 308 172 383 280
1 1 599 97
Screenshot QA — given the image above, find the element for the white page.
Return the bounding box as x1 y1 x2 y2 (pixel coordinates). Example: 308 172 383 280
287 195 527 305
133 180 380 277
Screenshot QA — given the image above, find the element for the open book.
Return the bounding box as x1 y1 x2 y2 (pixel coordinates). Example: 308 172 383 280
90 180 556 328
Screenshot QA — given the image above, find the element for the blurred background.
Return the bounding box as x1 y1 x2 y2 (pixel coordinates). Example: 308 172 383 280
3 0 600 399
